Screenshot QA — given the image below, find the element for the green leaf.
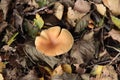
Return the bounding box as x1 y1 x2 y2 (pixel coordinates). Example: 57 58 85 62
34 13 44 29
36 0 49 7
7 32 19 46
24 19 39 38
111 15 120 29
98 16 105 27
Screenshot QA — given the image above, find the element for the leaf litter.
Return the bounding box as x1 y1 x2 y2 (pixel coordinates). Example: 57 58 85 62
0 0 120 80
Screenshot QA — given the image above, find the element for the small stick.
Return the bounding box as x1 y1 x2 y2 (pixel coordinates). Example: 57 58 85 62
106 45 120 65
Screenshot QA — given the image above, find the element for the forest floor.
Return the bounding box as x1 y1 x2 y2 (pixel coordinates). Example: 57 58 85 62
0 0 120 80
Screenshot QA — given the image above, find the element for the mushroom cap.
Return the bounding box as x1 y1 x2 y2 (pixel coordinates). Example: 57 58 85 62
35 26 74 56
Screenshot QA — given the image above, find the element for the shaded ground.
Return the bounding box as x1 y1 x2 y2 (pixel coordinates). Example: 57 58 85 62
0 0 120 80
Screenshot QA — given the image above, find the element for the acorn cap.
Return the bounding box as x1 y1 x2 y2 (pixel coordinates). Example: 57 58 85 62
35 26 74 56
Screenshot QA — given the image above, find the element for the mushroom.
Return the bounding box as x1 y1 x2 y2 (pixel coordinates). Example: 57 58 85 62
35 26 74 56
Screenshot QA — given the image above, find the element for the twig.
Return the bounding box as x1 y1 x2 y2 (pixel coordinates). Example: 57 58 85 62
109 52 120 65
26 7 48 15
25 2 55 15
106 45 120 65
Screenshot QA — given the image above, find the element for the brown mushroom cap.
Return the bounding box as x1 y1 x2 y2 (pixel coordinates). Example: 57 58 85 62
35 26 74 56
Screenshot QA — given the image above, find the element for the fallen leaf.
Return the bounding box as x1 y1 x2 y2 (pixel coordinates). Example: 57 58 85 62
74 0 90 13
39 65 53 76
62 64 72 74
24 44 60 68
28 0 39 8
83 30 94 41
111 15 120 29
91 0 102 3
52 73 81 80
34 13 44 29
39 77 44 80
0 21 7 33
90 65 118 80
54 2 64 20
60 0 74 7
4 68 18 80
13 9 23 32
52 63 72 76
75 13 90 32
70 31 95 64
90 65 103 76
20 70 39 80
109 29 120 43
0 73 4 80
0 0 11 20
81 74 90 80
36 0 49 7
0 9 4 22
95 3 106 16
73 64 86 74
52 65 63 76
67 7 86 27
7 32 19 46
2 45 16 52
0 62 6 72
24 19 39 38
102 0 120 15
70 42 84 64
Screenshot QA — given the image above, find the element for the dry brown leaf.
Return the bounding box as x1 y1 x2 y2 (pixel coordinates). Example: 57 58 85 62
95 3 106 16
102 0 120 15
0 9 4 22
0 73 4 80
73 64 86 74
0 0 11 20
20 70 39 80
0 21 7 33
28 0 39 8
71 31 95 64
67 7 86 27
54 2 64 20
24 44 60 68
81 74 90 80
74 0 90 13
109 29 120 43
52 73 81 80
71 39 95 64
